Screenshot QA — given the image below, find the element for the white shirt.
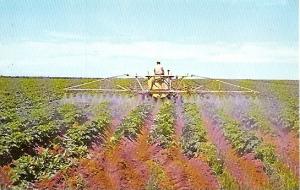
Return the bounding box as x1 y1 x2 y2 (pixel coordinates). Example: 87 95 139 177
154 65 164 75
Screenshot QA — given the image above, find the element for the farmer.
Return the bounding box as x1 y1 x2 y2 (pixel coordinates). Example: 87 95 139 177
154 61 165 75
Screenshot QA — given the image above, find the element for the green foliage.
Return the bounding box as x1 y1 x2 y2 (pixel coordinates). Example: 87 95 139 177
113 104 151 143
248 105 272 133
7 132 34 151
199 142 224 175
238 80 256 90
50 78 72 99
0 77 298 189
0 121 60 165
254 143 299 189
255 144 276 166
0 79 20 124
182 103 207 156
0 144 10 161
146 161 171 190
58 104 82 125
28 106 52 125
0 123 34 165
269 81 299 131
7 101 111 188
0 78 73 165
0 108 18 124
30 122 60 144
151 101 175 148
182 103 223 175
11 148 71 187
271 161 299 190
219 169 240 190
220 112 261 155
66 144 88 158
0 121 24 136
219 110 299 189
64 102 111 156
65 124 93 146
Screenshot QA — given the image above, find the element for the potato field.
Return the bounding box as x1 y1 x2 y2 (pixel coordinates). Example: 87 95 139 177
0 77 299 190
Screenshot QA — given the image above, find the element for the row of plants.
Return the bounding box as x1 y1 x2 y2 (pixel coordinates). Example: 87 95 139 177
221 109 299 189
5 102 112 189
145 160 174 190
269 81 299 131
0 78 93 165
150 101 175 148
9 147 72 189
0 78 109 188
62 102 111 157
0 78 21 124
246 104 272 133
0 120 58 166
254 143 299 189
0 78 68 129
218 110 261 155
244 106 299 189
0 77 84 126
0 103 85 166
181 103 208 156
30 103 151 190
181 103 223 175
111 104 152 143
181 103 242 189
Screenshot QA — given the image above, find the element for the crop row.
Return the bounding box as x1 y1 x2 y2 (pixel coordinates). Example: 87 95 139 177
269 81 299 131
219 111 261 155
182 103 242 189
0 78 98 165
111 104 151 143
220 110 299 189
150 101 175 148
241 107 299 189
28 103 152 189
0 103 86 165
62 102 111 157
246 104 272 133
0 79 20 124
2 102 111 189
0 78 86 126
182 103 223 173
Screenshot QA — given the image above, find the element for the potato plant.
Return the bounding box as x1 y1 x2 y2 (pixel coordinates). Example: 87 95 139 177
0 121 60 165
11 148 71 189
220 109 299 189
7 102 112 188
181 103 207 157
150 101 175 148
0 78 298 190
269 81 299 131
63 102 111 156
182 103 223 175
112 104 151 143
247 105 272 133
219 111 261 155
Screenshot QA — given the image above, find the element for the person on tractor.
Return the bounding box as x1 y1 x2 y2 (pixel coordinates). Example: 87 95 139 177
154 61 165 75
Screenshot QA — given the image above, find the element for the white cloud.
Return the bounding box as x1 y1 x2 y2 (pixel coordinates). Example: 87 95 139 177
0 41 298 78
47 31 86 40
1 41 297 63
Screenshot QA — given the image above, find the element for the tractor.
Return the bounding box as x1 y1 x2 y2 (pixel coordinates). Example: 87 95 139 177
64 68 259 101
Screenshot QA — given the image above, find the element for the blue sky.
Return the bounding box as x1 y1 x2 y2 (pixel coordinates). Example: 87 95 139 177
0 0 298 79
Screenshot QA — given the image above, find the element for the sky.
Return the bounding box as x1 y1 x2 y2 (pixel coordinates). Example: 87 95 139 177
0 0 298 79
